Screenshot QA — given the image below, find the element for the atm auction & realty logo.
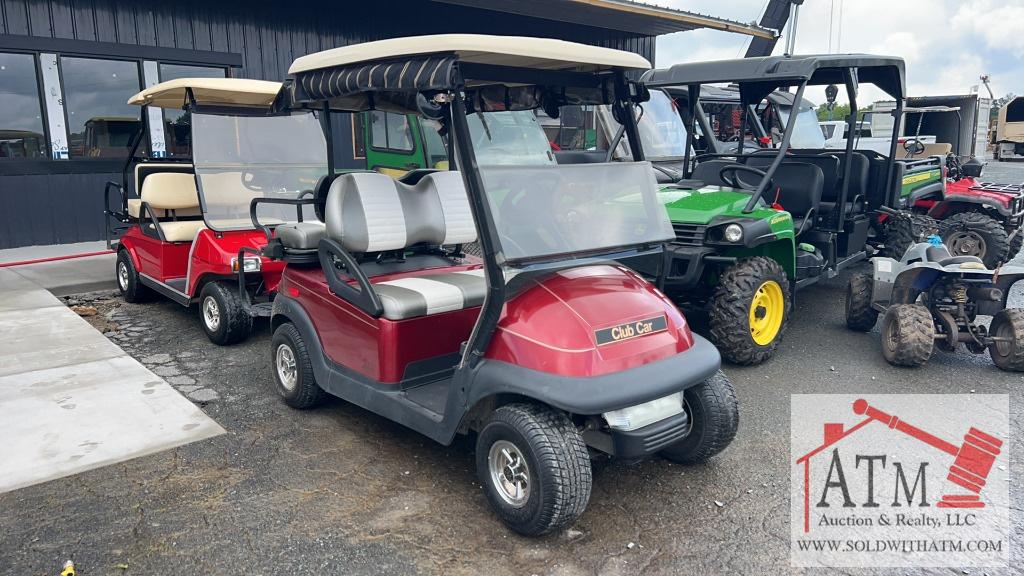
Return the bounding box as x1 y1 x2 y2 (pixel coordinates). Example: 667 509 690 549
789 394 1009 568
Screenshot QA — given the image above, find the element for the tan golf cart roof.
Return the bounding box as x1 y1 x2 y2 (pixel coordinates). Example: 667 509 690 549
128 78 282 108
288 33 651 75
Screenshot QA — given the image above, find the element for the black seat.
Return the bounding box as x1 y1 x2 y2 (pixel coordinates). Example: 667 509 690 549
925 245 984 267
768 163 824 235
397 168 441 185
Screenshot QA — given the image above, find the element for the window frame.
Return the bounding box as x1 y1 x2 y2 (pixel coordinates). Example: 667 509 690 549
57 54 145 160
157 62 229 159
368 111 417 156
0 49 50 161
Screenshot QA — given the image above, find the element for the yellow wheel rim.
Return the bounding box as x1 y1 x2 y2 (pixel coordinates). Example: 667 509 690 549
749 280 785 346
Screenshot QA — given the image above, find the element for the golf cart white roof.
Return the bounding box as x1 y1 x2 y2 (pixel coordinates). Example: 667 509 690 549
128 78 282 108
288 33 651 75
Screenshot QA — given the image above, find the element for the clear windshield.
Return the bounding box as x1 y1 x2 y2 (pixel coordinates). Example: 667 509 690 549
636 91 688 159
191 112 327 230
777 104 826 149
466 111 555 166
478 162 674 262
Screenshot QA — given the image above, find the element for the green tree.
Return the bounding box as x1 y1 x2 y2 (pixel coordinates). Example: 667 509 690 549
817 103 872 122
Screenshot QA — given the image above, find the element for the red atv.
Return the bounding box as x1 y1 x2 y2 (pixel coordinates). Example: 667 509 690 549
259 35 739 536
104 78 326 344
911 153 1024 267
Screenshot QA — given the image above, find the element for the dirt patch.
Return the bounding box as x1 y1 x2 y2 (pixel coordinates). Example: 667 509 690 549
62 290 123 335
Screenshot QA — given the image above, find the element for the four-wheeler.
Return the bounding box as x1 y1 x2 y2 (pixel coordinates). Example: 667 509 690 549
621 55 936 365
846 229 1024 371
103 78 327 344
260 34 738 536
894 105 1024 267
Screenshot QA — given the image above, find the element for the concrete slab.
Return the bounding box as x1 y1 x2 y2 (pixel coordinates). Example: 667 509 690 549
0 305 124 377
0 269 63 312
0 240 109 265
7 253 117 296
0 356 224 493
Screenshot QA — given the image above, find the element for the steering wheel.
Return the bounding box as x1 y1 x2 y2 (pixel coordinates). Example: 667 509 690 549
719 164 774 192
497 177 589 253
903 138 926 157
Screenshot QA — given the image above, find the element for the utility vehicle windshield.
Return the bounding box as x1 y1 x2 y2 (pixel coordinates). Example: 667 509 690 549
774 104 826 149
191 112 327 230
636 91 688 159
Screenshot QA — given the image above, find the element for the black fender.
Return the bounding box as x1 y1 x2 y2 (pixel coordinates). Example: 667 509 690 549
907 181 945 204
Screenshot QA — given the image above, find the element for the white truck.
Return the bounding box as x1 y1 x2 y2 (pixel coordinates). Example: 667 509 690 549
819 116 936 156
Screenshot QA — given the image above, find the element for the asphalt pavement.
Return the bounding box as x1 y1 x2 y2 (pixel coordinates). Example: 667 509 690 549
1 162 1023 575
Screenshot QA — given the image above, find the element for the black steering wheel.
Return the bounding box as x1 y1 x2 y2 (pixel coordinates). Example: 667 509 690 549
719 164 773 192
903 138 926 157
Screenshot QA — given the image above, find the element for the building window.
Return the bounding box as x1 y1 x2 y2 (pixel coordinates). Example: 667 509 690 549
159 63 226 157
61 56 142 158
369 111 414 152
0 52 47 159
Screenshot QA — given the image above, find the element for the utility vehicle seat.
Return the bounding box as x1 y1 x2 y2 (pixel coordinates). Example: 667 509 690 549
323 171 483 320
139 172 206 242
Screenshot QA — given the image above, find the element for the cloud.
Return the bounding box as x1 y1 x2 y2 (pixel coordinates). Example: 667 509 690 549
654 0 1024 105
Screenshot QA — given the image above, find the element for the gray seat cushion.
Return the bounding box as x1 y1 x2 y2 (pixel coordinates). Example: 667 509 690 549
277 221 326 250
372 269 485 320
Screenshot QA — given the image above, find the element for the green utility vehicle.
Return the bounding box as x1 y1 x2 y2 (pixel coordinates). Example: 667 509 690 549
630 55 941 365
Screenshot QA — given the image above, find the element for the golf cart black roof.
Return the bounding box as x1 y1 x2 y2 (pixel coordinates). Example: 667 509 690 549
643 54 905 103
662 84 814 110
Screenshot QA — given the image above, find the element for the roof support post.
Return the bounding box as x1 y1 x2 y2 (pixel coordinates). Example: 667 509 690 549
683 84 699 179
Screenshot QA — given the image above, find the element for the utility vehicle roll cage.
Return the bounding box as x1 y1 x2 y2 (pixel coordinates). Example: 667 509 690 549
643 54 907 231
275 35 658 369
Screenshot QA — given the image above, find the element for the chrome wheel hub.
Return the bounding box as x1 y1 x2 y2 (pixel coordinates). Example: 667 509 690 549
947 231 986 258
202 296 221 332
488 440 530 507
276 343 297 391
117 262 129 291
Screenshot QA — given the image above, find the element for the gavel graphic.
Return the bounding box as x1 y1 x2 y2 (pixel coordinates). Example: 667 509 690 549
853 399 1003 508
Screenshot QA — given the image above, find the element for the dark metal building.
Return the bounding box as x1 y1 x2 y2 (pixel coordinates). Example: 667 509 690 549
0 0 769 248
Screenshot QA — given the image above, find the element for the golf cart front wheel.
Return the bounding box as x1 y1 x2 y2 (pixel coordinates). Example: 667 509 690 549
271 322 326 408
198 281 253 345
845 273 879 332
116 250 151 303
710 257 791 365
660 371 738 465
476 403 591 536
989 309 1024 371
880 304 935 367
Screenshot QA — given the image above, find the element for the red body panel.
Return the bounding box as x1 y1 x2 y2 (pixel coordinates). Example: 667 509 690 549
118 224 283 299
286 262 694 384
918 177 1019 219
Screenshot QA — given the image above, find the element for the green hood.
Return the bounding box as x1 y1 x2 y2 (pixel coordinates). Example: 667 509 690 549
657 186 780 225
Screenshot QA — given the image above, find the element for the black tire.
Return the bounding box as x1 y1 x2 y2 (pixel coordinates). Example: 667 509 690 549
660 371 739 465
198 281 253 345
880 304 935 367
845 273 879 332
476 403 591 536
941 212 1010 268
271 322 327 408
879 214 940 260
116 249 152 303
709 257 791 365
988 309 1024 371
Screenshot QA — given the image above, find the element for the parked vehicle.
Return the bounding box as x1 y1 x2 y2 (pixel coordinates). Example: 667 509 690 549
846 228 1024 371
103 78 327 344
637 54 937 365
995 96 1024 161
260 34 738 536
820 115 937 155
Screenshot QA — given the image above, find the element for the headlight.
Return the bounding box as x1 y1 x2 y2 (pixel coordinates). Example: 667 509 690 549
231 256 262 273
603 392 685 431
724 223 744 243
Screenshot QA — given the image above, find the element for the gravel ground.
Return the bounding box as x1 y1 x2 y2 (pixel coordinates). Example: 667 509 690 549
2 162 1023 576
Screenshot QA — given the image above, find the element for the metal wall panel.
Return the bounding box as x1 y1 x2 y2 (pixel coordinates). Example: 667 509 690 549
0 0 655 248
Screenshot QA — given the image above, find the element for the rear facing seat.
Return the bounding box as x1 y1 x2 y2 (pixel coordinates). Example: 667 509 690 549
138 172 206 242
311 170 485 320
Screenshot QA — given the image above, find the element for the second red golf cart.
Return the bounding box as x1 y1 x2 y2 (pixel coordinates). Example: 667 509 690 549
258 34 739 536
104 78 327 344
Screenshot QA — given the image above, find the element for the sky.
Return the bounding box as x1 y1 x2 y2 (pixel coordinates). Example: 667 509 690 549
655 0 1024 107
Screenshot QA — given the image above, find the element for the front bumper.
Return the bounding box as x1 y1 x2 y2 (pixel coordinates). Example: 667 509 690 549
608 410 691 461
661 244 735 293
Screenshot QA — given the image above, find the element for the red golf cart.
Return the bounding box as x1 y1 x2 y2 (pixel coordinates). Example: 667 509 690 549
104 78 327 344
258 35 739 536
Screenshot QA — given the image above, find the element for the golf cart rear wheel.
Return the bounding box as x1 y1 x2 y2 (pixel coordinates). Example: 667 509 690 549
879 214 939 260
880 304 935 367
476 403 591 536
271 322 326 408
198 281 253 345
116 249 151 303
941 212 1010 268
989 309 1024 371
710 257 791 365
845 273 879 332
660 371 738 465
